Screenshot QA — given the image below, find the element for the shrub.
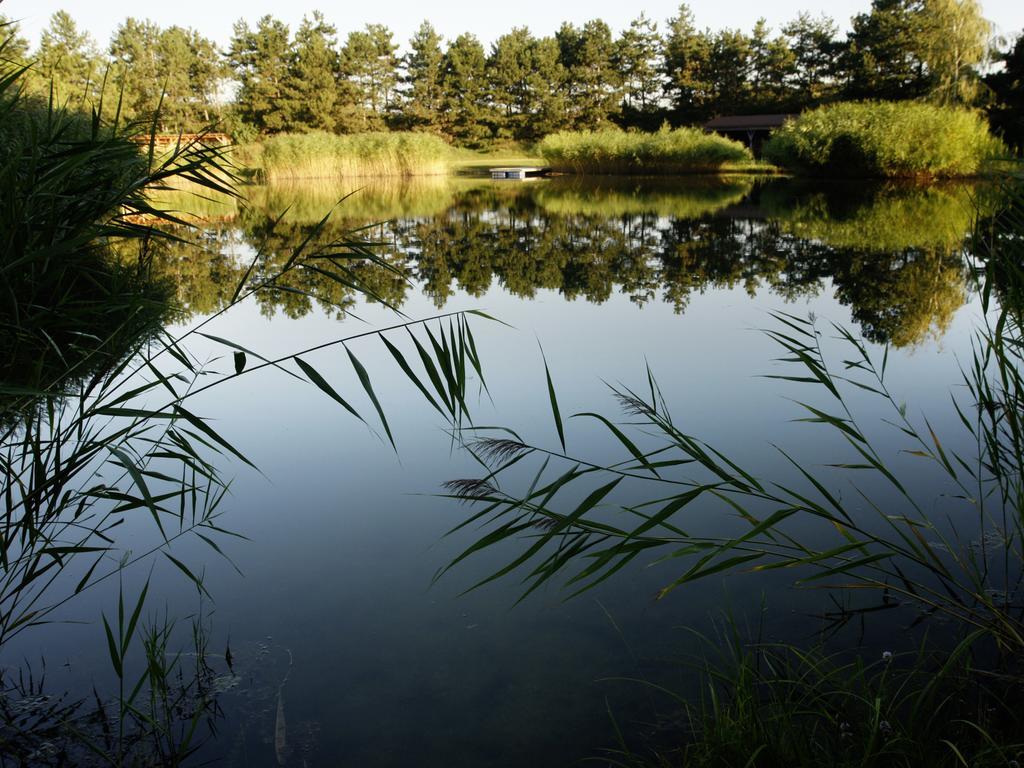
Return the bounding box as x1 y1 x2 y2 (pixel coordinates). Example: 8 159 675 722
537 126 754 175
248 131 453 180
763 101 1007 178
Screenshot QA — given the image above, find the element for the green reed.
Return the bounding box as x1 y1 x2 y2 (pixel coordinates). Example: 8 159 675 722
242 131 454 181
537 126 757 175
763 102 1010 179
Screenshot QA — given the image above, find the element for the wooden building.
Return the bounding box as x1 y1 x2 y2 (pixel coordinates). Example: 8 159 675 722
704 114 795 155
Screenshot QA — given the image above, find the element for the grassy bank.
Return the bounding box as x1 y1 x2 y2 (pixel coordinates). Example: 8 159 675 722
537 127 757 175
764 101 1008 178
238 131 454 181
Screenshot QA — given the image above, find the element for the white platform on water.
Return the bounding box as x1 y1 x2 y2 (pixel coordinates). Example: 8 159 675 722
490 167 547 180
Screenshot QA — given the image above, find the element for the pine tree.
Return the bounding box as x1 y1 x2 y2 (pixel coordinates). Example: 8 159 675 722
339 24 399 132
749 19 795 111
228 16 292 133
782 12 840 104
557 20 620 129
440 33 491 145
488 27 536 138
843 0 931 100
109 18 162 123
615 14 664 114
1 15 32 63
34 11 100 105
402 21 445 131
282 12 339 132
663 4 713 119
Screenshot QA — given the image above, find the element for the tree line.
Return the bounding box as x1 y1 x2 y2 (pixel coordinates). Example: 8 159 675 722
2 3 1020 147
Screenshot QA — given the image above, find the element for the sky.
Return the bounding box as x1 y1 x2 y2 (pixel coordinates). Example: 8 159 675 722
5 0 1024 52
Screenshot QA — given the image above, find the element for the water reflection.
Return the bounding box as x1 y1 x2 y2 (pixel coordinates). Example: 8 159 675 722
145 177 987 348
0 246 169 420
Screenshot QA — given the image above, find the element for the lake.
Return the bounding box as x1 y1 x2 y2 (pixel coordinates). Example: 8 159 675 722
1 174 994 766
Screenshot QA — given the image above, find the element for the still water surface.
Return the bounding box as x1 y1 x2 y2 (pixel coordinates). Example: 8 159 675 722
6 176 992 766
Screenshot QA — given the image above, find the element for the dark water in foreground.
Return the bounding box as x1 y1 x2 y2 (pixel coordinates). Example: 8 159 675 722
2 176 994 766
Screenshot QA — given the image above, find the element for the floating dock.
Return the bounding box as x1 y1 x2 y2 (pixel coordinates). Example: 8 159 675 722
489 166 550 180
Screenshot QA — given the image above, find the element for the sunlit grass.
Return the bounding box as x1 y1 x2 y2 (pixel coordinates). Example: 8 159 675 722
763 101 1010 179
241 131 455 181
538 126 757 175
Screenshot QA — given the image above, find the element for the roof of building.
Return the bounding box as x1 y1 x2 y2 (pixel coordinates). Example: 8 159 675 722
704 114 796 131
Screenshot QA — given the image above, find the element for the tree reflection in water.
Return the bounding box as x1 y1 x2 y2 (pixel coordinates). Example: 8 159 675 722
144 176 988 348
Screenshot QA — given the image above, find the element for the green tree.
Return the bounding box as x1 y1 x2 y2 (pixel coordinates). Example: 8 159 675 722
1 15 31 63
402 21 445 131
338 24 399 131
782 12 840 104
488 27 536 138
557 20 620 128
704 29 753 114
111 20 222 130
844 0 930 100
749 19 796 110
228 16 292 133
109 18 162 123
985 32 1024 151
920 0 990 105
615 13 664 116
33 11 100 105
529 36 570 137
282 12 339 132
663 5 713 119
440 33 491 145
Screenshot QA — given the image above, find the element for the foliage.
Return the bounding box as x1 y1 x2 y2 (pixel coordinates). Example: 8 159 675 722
439 34 491 146
628 629 1024 767
227 15 293 133
538 126 754 174
763 101 1006 177
986 32 1024 153
11 4 1007 146
338 24 401 132
248 131 453 180
281 12 341 133
401 21 446 132
109 18 225 131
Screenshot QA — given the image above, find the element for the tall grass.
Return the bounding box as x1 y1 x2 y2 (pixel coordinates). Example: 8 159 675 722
537 127 755 175
763 101 1008 179
628 625 1024 767
243 131 454 181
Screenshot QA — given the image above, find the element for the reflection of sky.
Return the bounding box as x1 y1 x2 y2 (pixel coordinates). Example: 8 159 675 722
3 205 986 765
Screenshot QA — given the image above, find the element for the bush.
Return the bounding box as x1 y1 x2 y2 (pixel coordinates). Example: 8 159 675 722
537 126 754 175
247 131 453 180
763 101 1007 178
